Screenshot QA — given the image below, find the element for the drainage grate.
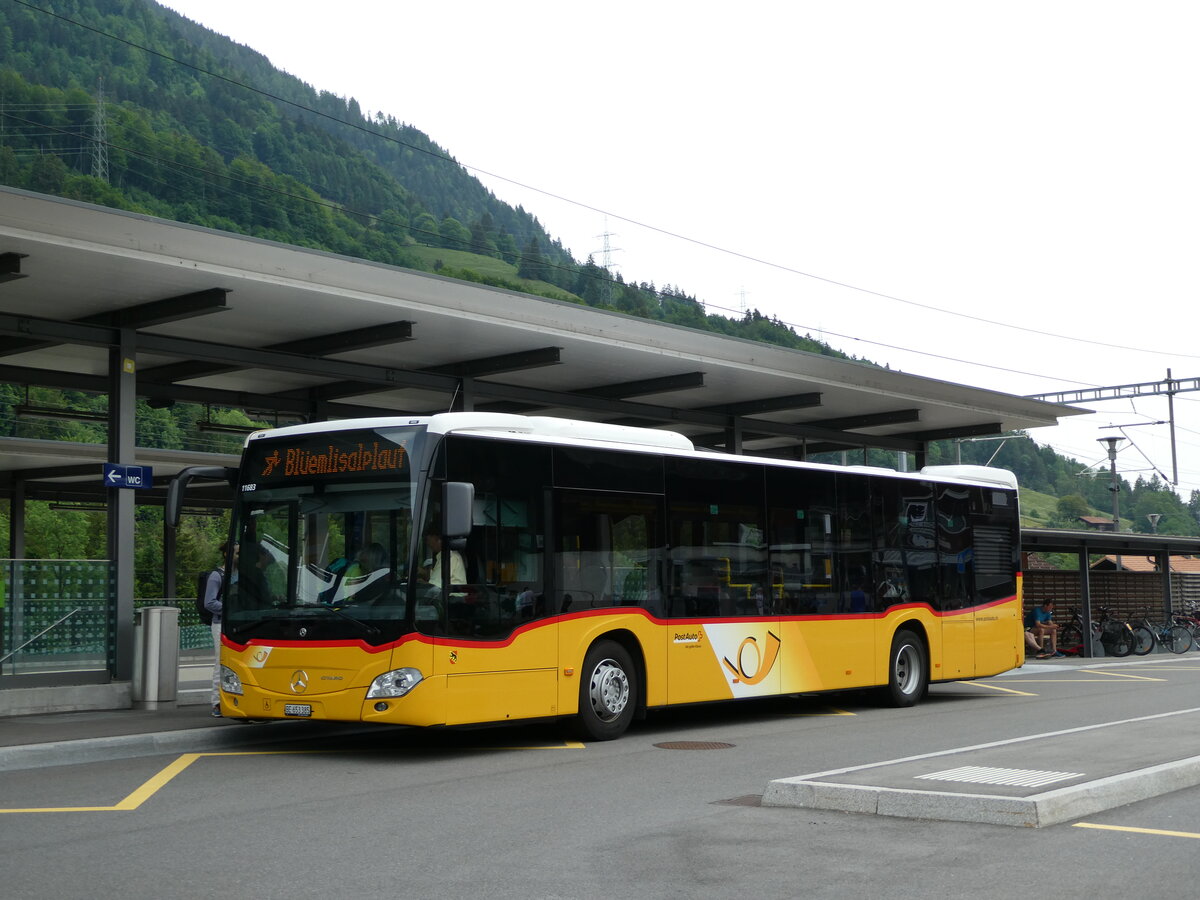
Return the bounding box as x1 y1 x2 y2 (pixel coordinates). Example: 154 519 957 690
915 765 1084 788
653 741 735 751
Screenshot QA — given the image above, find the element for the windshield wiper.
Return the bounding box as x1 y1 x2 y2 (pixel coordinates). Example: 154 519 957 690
227 616 278 638
295 602 380 637
229 605 380 638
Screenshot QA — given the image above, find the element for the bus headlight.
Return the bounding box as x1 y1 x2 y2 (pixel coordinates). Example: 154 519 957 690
366 668 423 699
219 665 244 696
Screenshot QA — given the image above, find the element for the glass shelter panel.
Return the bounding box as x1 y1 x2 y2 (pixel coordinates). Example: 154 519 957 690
0 559 114 677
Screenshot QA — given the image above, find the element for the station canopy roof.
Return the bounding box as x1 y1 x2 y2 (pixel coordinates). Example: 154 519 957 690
0 186 1085 502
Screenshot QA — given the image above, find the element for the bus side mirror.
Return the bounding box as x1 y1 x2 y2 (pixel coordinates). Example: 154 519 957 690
166 466 237 528
442 481 474 550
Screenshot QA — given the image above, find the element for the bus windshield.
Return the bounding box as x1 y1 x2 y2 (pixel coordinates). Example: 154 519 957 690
224 425 424 644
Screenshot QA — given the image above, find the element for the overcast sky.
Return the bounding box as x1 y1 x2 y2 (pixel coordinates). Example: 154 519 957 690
157 0 1200 504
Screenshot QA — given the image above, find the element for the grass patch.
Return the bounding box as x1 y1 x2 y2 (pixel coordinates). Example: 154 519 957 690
406 246 582 301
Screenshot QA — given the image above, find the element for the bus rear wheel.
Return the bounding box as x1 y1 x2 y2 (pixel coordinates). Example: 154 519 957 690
574 640 636 741
883 628 927 708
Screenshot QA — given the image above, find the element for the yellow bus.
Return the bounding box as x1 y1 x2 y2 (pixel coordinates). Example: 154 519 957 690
169 413 1022 740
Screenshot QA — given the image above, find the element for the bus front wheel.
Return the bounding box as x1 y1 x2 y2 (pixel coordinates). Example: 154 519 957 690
883 629 927 708
574 640 636 741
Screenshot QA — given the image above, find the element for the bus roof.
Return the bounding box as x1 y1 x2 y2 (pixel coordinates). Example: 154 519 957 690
243 413 1016 490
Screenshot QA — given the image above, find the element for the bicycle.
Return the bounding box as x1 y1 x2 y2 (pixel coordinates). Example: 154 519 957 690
1128 608 1193 655
1057 608 1089 656
1053 607 1134 657
1171 601 1200 651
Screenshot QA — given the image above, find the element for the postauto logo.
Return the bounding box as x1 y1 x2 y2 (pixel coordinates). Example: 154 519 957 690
703 625 782 696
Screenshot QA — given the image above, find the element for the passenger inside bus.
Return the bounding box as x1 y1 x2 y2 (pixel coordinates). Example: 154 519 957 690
419 532 466 588
337 542 392 605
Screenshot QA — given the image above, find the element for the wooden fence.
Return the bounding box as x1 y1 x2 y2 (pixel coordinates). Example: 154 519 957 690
1024 570 1200 618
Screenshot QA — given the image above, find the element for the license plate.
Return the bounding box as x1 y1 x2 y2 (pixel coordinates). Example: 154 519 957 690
284 704 312 717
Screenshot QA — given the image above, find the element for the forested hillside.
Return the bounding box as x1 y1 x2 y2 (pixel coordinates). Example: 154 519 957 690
0 0 1197 568
0 0 841 353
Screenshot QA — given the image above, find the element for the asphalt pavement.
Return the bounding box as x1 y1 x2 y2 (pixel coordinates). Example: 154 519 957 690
4 653 1200 831
0 659 371 772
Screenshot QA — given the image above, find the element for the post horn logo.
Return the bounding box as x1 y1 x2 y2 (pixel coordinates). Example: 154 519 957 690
721 631 782 685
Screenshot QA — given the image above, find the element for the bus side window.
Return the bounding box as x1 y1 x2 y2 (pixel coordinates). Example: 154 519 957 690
667 457 767 618
768 468 836 615
441 436 549 639
556 491 663 614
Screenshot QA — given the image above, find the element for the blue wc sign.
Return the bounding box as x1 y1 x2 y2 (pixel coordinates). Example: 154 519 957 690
103 463 153 489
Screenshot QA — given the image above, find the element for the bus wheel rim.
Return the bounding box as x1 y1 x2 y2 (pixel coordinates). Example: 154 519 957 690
588 658 629 721
895 644 918 693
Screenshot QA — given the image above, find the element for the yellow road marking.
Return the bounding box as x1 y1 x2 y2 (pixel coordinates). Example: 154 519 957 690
0 742 583 814
959 681 1037 696
1086 670 1166 681
110 752 203 811
1074 822 1200 840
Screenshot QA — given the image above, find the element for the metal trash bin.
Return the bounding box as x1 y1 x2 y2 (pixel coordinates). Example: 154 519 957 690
133 606 180 709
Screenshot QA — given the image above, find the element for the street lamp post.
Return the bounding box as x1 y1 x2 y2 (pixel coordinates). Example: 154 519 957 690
1097 437 1121 532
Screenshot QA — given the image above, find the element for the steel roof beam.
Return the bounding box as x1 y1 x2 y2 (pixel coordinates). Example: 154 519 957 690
0 363 364 420
0 289 229 357
4 463 99 481
576 371 705 400
140 320 415 383
899 422 1003 442
422 346 561 378
0 252 29 285
805 409 921 430
0 327 928 451
698 392 823 416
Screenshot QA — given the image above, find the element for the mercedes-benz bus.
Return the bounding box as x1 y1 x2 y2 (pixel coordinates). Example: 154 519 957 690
168 412 1022 740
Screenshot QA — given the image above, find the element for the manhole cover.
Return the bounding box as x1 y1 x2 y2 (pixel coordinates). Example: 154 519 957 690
653 741 735 750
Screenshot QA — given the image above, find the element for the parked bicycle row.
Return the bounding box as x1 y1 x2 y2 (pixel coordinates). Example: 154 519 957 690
1025 599 1200 658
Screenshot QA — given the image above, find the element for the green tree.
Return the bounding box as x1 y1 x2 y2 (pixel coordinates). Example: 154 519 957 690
28 153 69 194
438 216 471 251
410 212 439 245
1056 494 1091 522
516 237 548 281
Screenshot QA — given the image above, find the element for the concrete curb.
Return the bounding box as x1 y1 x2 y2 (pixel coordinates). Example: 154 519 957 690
0 721 375 773
764 704 1200 827
763 754 1200 827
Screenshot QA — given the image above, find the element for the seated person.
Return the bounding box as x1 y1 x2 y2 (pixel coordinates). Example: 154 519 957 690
337 542 391 605
515 585 536 620
1025 600 1061 658
1024 628 1043 657
418 532 466 589
241 542 279 605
